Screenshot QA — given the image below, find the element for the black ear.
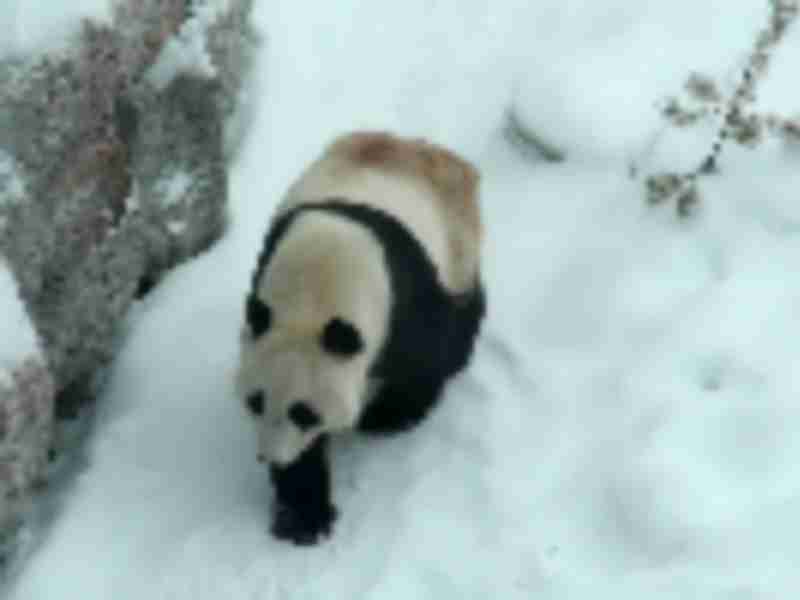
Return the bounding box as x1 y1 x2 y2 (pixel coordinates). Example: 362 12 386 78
288 401 322 431
246 392 264 416
246 294 272 338
321 318 363 356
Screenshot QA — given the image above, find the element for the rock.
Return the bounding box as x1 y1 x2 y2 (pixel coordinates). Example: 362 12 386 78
0 359 55 570
0 0 258 577
0 260 55 574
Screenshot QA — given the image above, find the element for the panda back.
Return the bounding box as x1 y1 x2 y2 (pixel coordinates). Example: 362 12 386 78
277 131 483 296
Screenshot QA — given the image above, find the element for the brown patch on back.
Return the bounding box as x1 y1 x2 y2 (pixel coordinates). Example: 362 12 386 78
326 131 483 244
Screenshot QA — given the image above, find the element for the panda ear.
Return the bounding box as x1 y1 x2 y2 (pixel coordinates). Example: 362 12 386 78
246 294 272 338
321 318 363 356
246 392 265 416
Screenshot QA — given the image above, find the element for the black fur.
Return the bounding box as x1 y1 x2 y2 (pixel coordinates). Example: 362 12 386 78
322 317 363 356
246 294 272 338
246 391 264 416
357 375 446 433
288 401 322 431
361 280 486 434
269 434 337 545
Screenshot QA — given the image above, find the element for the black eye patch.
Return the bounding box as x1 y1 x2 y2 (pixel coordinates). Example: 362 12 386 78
288 401 321 431
246 392 264 416
321 317 363 356
246 294 272 338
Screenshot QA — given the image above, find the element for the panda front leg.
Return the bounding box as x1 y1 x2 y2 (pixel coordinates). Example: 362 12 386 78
269 434 338 545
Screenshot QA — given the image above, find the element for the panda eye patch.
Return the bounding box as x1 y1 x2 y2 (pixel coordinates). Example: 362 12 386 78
321 317 363 356
246 392 264 416
246 294 272 338
288 401 321 431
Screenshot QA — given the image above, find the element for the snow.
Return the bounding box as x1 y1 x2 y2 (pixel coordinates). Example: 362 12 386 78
0 260 39 383
167 221 188 236
145 1 223 91
7 0 800 598
0 0 112 58
0 151 27 231
154 170 193 209
0 151 25 199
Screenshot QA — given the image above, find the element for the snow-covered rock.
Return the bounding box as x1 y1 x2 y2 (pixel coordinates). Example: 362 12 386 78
0 261 54 569
0 0 257 577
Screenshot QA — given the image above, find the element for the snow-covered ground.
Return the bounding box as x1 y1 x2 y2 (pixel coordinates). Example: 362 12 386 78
7 0 800 598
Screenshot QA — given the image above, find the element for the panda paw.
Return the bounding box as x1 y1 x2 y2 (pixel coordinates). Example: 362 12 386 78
271 501 338 546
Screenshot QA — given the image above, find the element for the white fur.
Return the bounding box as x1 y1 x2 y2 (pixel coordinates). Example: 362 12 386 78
236 212 391 465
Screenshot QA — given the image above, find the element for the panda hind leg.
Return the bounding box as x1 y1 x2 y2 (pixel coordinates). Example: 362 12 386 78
269 434 338 545
356 374 446 435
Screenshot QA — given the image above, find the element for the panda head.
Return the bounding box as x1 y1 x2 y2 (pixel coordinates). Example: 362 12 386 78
235 212 390 466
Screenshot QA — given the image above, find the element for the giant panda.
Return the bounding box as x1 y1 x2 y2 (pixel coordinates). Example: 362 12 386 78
235 130 486 545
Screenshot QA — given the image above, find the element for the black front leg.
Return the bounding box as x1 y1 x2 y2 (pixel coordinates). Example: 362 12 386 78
269 434 338 545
